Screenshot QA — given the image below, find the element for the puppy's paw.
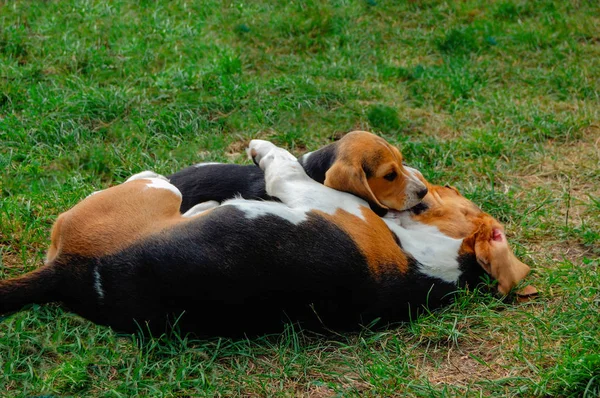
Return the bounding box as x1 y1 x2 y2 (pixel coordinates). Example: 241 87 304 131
247 140 278 170
247 140 275 167
247 140 295 170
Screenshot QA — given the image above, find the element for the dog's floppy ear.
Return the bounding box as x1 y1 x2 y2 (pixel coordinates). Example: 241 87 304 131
324 160 388 210
464 221 532 295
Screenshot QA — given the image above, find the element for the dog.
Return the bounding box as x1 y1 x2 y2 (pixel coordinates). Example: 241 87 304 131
0 140 533 336
172 151 534 297
170 135 536 298
170 131 428 216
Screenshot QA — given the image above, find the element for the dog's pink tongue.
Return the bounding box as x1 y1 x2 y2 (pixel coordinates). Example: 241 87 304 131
492 228 504 242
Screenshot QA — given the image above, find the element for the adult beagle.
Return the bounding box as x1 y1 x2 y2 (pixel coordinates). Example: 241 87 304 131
171 131 427 216
0 140 533 336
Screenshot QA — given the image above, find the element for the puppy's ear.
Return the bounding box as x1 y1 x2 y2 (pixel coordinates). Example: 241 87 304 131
464 221 531 295
298 143 338 184
324 161 388 210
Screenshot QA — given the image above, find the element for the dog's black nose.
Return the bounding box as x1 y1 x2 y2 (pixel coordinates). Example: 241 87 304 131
417 188 428 199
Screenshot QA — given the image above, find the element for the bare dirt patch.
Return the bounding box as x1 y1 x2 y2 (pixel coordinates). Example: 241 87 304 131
225 138 251 161
518 126 600 202
0 248 24 270
529 240 594 265
224 130 283 161
0 246 40 278
406 108 460 140
417 333 538 393
516 128 600 240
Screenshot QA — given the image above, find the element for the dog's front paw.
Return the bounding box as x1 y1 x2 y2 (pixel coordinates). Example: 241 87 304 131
247 140 277 170
247 140 297 171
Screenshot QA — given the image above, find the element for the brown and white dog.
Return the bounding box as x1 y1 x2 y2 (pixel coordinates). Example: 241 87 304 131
0 138 533 336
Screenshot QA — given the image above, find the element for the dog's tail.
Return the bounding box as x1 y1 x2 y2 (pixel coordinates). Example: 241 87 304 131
0 263 59 314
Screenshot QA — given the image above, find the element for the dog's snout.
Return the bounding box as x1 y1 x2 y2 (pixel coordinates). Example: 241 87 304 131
417 187 428 199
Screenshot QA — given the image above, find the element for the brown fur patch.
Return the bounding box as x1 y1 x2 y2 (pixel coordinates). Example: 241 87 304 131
314 207 408 276
46 213 64 263
48 179 205 259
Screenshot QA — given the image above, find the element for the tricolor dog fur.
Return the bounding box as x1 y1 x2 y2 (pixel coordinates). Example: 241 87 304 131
171 131 428 216
0 138 534 336
170 134 535 298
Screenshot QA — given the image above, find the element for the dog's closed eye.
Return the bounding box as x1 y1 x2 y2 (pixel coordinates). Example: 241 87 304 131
384 171 397 181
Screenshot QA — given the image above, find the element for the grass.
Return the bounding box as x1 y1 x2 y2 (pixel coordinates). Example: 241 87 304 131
1 0 599 395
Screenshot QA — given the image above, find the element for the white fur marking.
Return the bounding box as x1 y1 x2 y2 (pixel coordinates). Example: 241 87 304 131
144 178 182 198
94 267 105 300
399 166 427 210
383 214 463 284
404 166 422 179
299 151 313 164
127 170 166 182
194 162 223 168
183 200 220 217
223 199 309 225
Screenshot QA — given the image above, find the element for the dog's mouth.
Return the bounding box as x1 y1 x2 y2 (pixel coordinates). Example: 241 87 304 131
382 203 429 227
383 203 428 219
407 202 428 215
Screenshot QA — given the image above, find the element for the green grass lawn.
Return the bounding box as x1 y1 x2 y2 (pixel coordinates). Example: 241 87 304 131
1 0 599 395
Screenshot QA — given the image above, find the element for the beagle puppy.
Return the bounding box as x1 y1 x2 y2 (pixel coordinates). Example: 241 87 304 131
171 131 427 216
0 140 533 336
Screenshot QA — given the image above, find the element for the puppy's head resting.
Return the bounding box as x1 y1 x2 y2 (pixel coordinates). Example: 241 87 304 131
404 170 535 296
298 131 427 214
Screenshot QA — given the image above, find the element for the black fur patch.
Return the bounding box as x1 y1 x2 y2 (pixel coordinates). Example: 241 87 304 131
169 164 271 213
409 202 428 215
297 143 338 183
169 152 389 216
457 253 490 291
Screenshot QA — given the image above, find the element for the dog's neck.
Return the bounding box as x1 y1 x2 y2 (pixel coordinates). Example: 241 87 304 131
382 213 464 285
